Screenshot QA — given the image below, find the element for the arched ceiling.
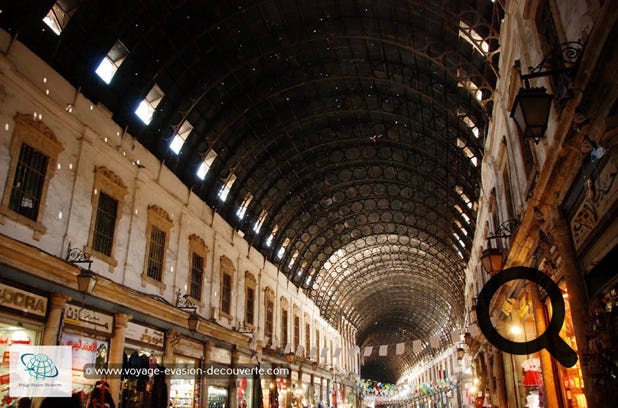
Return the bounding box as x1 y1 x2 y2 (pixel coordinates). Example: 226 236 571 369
2 0 503 380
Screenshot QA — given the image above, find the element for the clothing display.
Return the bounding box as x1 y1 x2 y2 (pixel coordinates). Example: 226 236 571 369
120 352 167 408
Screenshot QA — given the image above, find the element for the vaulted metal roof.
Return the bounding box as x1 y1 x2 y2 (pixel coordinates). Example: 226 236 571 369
1 0 503 380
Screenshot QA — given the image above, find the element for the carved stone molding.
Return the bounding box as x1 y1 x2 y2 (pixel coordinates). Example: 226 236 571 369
147 204 173 224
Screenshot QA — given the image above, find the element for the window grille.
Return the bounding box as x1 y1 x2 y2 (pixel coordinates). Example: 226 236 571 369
221 273 232 314
246 287 255 325
294 315 300 350
147 226 165 281
281 309 288 345
305 323 311 358
92 192 118 256
190 253 204 299
9 144 48 221
265 299 274 338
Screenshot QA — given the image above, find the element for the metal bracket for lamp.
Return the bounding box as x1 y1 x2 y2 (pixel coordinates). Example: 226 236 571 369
175 288 197 313
234 325 255 334
480 219 520 276
66 244 98 294
486 219 520 243
66 244 93 269
511 39 585 143
174 290 200 330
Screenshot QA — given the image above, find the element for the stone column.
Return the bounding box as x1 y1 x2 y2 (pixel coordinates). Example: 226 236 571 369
297 365 303 401
108 313 131 405
165 329 180 406
231 347 240 408
492 348 507 408
202 341 213 408
551 212 600 407
481 346 495 405
42 293 71 345
309 371 315 407
529 283 559 408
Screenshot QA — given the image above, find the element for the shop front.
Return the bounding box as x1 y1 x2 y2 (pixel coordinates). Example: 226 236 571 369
170 337 203 408
206 347 232 408
120 321 166 408
0 283 47 408
564 141 618 403
60 302 114 405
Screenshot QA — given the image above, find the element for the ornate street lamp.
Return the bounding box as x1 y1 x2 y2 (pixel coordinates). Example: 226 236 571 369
77 269 98 294
480 219 520 276
510 40 584 143
66 244 97 294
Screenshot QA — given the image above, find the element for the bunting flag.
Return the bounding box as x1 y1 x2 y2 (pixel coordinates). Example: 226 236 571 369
296 345 304 355
283 342 291 353
395 343 405 355
309 347 317 359
412 340 422 353
429 336 440 348
328 331 465 360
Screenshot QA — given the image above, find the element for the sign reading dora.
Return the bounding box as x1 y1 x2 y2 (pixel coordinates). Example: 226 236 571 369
0 284 47 317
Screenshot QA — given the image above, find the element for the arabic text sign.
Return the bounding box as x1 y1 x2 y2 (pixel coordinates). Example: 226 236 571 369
125 322 164 348
63 304 113 334
61 333 108 372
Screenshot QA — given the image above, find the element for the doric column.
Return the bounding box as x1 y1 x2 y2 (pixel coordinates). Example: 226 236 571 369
492 348 507 408
231 347 240 408
529 283 559 407
164 329 180 405
108 313 131 405
551 212 600 407
201 341 213 408
42 293 71 345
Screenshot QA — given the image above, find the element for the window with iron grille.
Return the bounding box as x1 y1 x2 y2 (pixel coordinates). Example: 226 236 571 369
265 299 274 339
315 329 320 360
190 253 204 299
221 272 232 314
305 323 311 358
92 192 118 257
245 287 255 325
147 226 165 281
9 143 48 221
294 315 300 351
281 309 288 346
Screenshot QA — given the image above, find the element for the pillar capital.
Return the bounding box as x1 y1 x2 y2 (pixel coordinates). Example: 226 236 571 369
48 293 71 309
113 313 131 329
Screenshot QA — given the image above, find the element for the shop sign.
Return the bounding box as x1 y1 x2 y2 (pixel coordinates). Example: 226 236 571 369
63 304 113 333
177 337 203 359
0 283 47 316
570 156 618 250
126 322 164 348
210 347 231 364
61 332 109 371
